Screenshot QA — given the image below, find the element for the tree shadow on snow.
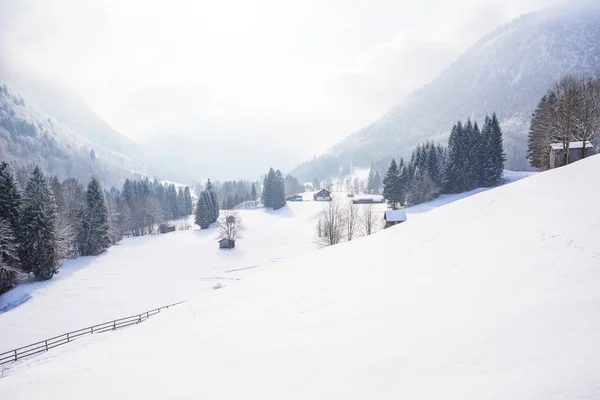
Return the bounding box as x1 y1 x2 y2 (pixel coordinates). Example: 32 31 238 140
0 254 105 314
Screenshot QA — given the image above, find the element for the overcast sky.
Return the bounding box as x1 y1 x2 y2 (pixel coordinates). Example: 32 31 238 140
0 0 563 176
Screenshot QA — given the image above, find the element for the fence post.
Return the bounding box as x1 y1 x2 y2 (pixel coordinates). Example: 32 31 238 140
91 326 94 334
146 311 149 318
67 333 70 342
14 350 17 362
45 340 48 351
138 315 141 324
113 320 116 330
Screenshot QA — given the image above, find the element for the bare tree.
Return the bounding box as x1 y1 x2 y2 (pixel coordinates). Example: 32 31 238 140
318 197 345 246
353 177 363 194
575 75 600 157
551 75 580 165
345 201 361 241
362 204 377 236
217 210 245 242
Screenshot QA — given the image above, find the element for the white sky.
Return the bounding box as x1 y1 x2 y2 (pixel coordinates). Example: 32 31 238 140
0 0 563 175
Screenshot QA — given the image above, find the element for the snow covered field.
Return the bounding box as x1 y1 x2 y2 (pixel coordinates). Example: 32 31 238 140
3 164 585 399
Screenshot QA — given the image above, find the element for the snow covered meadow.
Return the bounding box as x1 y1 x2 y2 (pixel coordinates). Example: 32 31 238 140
3 160 598 399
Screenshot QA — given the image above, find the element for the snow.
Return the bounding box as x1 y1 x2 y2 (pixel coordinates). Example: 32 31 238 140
550 141 594 150
8 161 598 399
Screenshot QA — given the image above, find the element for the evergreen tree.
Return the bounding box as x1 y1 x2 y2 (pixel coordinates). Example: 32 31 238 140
444 121 466 193
79 177 111 256
272 170 287 210
487 113 506 185
20 166 60 280
372 171 383 194
177 187 186 217
261 169 275 208
205 179 219 223
250 183 257 201
194 191 211 229
0 162 22 268
383 159 402 209
184 187 193 216
366 166 375 194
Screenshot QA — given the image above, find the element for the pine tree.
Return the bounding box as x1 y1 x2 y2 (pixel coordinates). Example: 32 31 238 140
261 169 275 208
194 191 211 229
383 159 402 209
205 179 219 223
487 113 506 186
444 121 465 193
250 183 257 201
367 166 375 194
272 170 287 210
0 162 22 269
177 187 185 218
184 187 193 216
20 166 61 280
79 177 111 256
373 171 383 194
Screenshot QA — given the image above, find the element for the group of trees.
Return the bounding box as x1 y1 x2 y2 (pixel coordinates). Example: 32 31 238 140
121 178 193 237
382 114 505 209
195 180 220 229
445 114 505 193
285 174 304 197
216 180 259 210
317 197 379 246
527 74 600 170
366 166 383 194
0 160 200 294
383 142 446 209
261 168 286 210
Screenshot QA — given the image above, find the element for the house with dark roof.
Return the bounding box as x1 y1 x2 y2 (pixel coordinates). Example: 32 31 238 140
313 189 331 201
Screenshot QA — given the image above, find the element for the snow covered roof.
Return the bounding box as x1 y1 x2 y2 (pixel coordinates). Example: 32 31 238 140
550 141 594 150
384 210 407 222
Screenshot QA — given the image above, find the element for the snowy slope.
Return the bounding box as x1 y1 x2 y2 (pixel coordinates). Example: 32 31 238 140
293 1 600 179
2 157 599 398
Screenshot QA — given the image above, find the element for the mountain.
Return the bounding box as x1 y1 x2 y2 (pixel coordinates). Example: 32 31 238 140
293 1 600 180
0 83 144 186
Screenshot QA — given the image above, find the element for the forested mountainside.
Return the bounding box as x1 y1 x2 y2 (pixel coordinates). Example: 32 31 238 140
0 84 142 186
293 1 600 181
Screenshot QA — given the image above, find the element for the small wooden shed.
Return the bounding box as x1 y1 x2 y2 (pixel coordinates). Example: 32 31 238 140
313 189 332 201
384 210 407 229
549 141 594 169
218 238 235 249
159 223 176 234
286 194 303 202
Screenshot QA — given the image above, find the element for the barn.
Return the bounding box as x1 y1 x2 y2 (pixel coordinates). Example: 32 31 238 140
286 194 303 202
218 238 235 249
549 141 595 169
384 210 407 229
313 189 332 201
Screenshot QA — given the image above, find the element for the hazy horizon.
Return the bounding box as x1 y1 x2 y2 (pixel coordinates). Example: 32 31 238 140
0 0 565 178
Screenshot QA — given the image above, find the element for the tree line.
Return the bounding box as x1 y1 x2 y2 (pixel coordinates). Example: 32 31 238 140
195 180 219 229
0 161 197 294
382 114 505 209
527 74 600 170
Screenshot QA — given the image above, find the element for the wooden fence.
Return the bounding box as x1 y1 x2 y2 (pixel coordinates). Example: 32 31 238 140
0 300 185 366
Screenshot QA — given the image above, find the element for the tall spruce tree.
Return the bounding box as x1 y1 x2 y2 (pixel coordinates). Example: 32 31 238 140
194 191 211 229
272 170 287 210
487 113 506 185
184 187 193 216
20 166 60 280
205 179 219 223
0 162 22 268
261 169 275 208
250 183 257 201
383 159 402 209
177 187 186 218
79 176 111 256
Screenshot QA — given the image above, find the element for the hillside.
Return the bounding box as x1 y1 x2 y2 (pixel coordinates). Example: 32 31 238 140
293 1 600 180
1 152 599 398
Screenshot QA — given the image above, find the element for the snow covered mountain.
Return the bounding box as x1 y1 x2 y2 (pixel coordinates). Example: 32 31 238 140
1 151 599 398
0 83 146 185
294 1 600 180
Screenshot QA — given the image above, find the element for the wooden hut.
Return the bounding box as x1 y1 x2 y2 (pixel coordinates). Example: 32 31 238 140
549 141 595 169
313 189 332 201
384 210 407 229
286 194 303 202
218 238 235 249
